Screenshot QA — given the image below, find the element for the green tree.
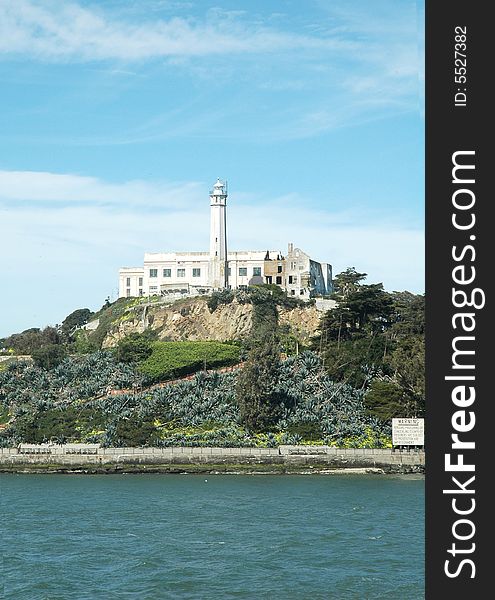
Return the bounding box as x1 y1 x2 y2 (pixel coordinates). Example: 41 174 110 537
343 284 394 332
364 380 407 421
315 268 425 417
388 336 425 416
236 294 283 431
4 326 62 355
115 333 154 364
389 291 425 337
114 419 159 447
61 308 93 338
321 334 389 388
31 344 68 370
332 267 367 299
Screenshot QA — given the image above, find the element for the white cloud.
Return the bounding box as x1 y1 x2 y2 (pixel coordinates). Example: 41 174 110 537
0 170 203 208
0 0 350 61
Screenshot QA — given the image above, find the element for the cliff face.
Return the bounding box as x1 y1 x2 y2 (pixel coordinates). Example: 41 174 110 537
101 297 322 348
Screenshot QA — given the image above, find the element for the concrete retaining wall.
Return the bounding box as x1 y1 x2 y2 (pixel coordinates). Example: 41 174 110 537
0 445 424 472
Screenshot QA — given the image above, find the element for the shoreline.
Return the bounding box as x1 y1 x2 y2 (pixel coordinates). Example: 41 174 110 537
0 464 424 475
0 445 425 475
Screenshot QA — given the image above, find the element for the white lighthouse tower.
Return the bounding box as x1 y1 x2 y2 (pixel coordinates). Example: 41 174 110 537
209 178 228 288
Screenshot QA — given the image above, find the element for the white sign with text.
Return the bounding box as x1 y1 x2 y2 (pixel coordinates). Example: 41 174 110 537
392 418 425 446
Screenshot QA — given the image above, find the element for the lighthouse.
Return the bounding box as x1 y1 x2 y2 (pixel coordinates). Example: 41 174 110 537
119 176 334 300
209 178 228 288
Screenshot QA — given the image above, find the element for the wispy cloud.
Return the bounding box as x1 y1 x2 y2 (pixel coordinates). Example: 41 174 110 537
0 1 423 140
0 170 203 208
0 1 350 61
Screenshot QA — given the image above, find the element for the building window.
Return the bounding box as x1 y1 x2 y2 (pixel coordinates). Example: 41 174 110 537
177 268 186 277
266 276 272 284
126 288 131 297
253 267 261 276
239 267 247 276
300 290 304 295
126 277 131 286
291 289 295 295
277 265 283 273
139 277 143 286
139 289 143 297
289 275 296 284
192 268 201 277
149 268 158 278
276 276 282 285
163 269 171 277
228 268 231 276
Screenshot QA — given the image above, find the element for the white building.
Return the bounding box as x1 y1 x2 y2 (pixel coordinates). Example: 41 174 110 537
119 179 332 300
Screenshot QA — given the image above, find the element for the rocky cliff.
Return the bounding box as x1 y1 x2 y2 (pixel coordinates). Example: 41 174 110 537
101 297 322 348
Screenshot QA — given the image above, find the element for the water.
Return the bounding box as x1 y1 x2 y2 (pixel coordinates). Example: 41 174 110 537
1 474 424 599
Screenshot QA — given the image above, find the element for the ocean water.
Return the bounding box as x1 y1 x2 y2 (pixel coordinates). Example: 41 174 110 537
1 474 424 600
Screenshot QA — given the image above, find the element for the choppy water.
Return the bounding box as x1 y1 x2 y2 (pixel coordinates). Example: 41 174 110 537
1 474 424 599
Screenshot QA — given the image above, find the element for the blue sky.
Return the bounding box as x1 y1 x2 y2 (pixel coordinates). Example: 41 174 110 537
0 0 424 337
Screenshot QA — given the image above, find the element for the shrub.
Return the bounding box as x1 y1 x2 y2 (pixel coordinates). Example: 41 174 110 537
139 341 240 382
207 289 235 312
114 419 159 447
364 379 407 421
3 326 62 355
61 308 93 339
89 298 133 349
115 332 154 364
31 344 68 370
73 330 99 354
287 422 323 441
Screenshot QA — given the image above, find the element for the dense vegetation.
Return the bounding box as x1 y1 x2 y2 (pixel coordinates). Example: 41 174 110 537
1 326 63 355
0 350 388 448
313 268 425 421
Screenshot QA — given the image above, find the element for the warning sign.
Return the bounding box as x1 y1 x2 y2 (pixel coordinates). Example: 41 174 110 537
392 418 424 446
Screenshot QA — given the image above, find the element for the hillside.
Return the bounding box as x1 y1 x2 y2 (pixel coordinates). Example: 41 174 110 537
84 295 325 349
0 350 390 449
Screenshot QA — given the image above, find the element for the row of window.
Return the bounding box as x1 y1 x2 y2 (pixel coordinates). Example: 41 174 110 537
148 268 201 278
127 266 303 287
127 267 297 291
265 275 299 285
126 288 144 297
146 266 263 279
126 277 144 286
238 267 261 277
